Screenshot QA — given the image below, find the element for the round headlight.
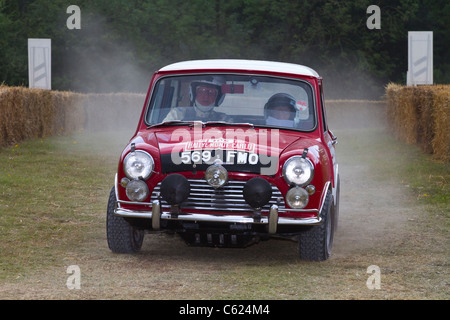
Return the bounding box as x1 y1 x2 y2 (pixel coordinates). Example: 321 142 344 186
123 150 154 180
125 179 149 202
205 163 228 189
282 156 314 186
285 187 309 209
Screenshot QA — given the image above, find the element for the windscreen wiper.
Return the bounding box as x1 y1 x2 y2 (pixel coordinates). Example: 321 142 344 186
146 120 202 129
203 121 255 129
148 120 256 129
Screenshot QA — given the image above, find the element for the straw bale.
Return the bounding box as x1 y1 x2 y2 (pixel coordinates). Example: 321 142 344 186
32 88 55 137
52 91 86 134
431 86 450 161
385 83 403 137
385 83 449 162
0 86 86 147
401 86 419 144
1 86 146 147
0 86 30 145
386 84 421 144
415 86 434 154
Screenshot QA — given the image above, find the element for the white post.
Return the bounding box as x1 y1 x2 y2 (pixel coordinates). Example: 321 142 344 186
407 32 433 86
28 38 51 90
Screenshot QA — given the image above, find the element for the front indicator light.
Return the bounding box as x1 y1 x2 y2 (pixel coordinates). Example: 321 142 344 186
305 184 316 195
285 187 309 209
120 177 130 187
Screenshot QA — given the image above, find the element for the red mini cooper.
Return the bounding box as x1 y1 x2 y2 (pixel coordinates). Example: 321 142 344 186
107 59 340 261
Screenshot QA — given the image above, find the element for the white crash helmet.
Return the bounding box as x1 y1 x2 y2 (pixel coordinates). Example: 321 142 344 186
189 76 226 112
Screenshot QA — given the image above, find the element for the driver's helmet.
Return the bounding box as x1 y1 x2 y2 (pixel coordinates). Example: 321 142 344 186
189 76 226 112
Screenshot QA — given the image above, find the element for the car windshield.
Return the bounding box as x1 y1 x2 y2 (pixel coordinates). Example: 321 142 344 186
145 74 316 131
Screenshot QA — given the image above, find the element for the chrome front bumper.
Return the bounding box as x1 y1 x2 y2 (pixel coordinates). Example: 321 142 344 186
114 200 322 234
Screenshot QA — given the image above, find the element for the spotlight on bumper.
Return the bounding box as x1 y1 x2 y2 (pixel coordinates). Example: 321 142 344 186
205 163 228 189
125 179 149 202
160 174 190 205
285 186 309 209
243 177 272 209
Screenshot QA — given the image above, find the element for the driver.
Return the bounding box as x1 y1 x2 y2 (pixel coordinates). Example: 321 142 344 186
264 93 296 127
164 76 228 122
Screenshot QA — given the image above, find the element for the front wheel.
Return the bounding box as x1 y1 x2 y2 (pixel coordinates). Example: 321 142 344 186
106 187 144 253
298 190 334 261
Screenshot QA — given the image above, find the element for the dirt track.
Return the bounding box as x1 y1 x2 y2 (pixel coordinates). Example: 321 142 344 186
0 108 447 300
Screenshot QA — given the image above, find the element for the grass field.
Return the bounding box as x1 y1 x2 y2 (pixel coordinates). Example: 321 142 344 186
0 127 448 299
0 131 130 280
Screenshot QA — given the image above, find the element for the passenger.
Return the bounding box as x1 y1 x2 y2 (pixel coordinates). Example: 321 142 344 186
264 93 296 127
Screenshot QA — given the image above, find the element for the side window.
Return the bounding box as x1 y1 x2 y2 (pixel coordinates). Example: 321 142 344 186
319 82 327 132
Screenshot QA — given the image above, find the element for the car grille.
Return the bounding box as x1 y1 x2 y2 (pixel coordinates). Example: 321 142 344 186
150 179 285 212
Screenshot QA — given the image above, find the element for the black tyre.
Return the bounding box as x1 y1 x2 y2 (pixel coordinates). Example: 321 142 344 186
106 187 144 253
298 190 334 261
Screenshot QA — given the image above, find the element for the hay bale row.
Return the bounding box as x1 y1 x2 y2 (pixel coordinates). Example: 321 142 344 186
0 86 81 146
4 83 445 161
386 83 449 161
2 86 384 146
0 85 145 147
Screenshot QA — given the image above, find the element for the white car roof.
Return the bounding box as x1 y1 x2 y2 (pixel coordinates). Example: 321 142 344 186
159 59 320 78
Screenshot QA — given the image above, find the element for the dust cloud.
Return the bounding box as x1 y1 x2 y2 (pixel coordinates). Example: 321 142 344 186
60 11 153 94
56 11 150 150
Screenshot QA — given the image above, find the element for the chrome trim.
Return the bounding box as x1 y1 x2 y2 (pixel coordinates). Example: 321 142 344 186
114 207 321 225
282 156 315 187
117 199 153 207
268 205 279 234
318 181 331 215
333 164 339 207
123 150 154 180
116 200 318 214
116 199 318 214
114 174 120 201
151 200 160 230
